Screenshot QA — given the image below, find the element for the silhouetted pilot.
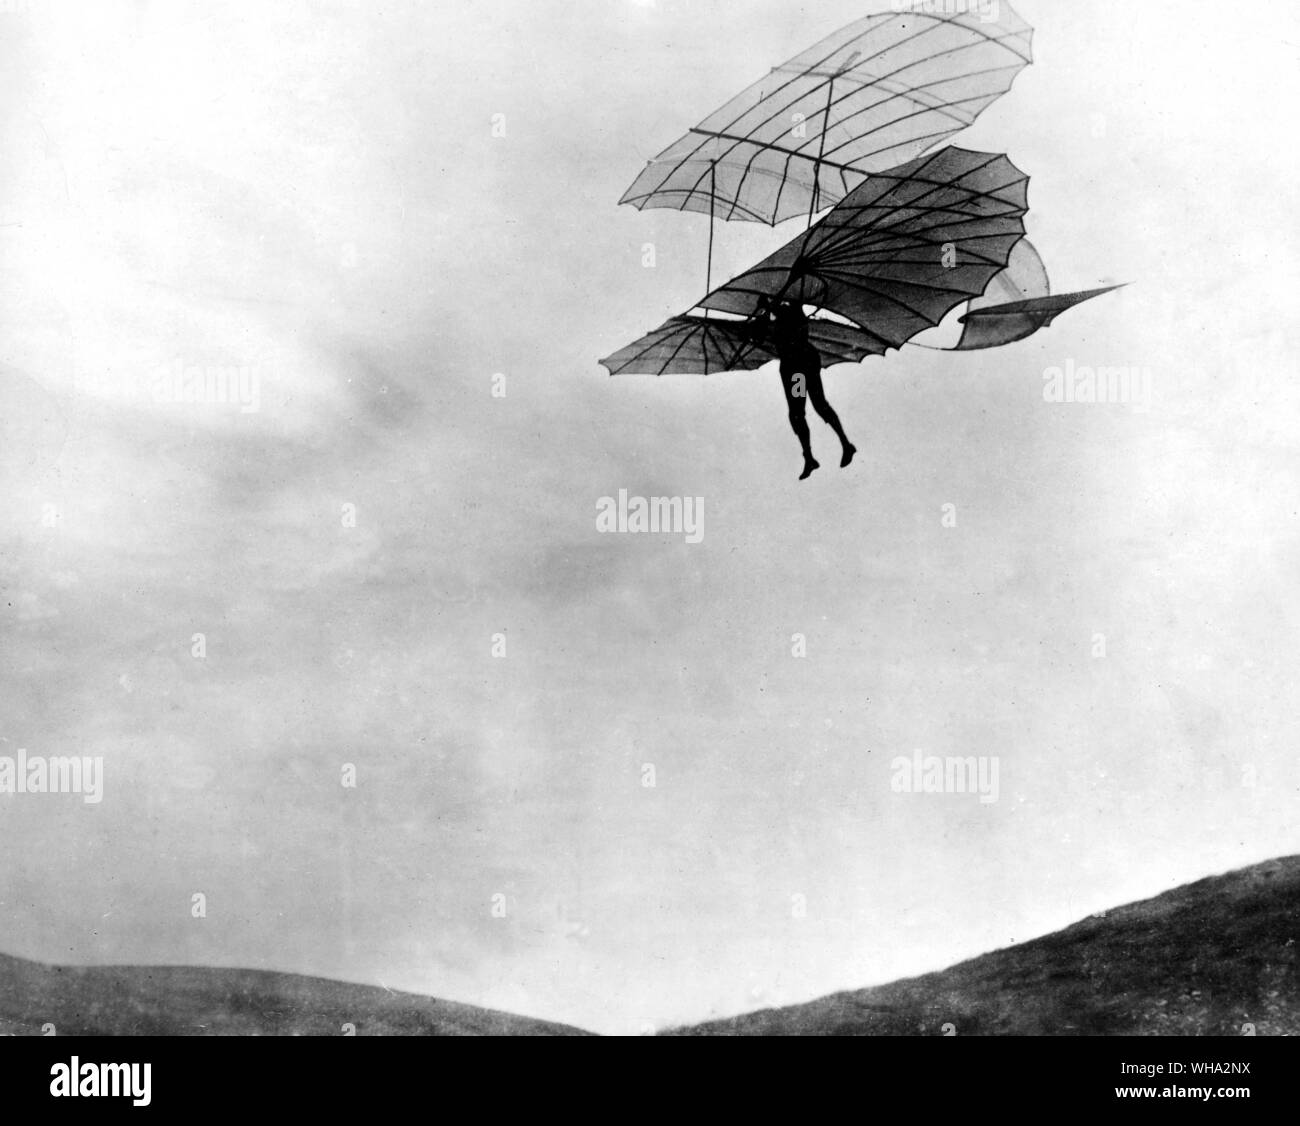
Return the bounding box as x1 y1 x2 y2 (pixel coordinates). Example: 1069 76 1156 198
757 298 856 480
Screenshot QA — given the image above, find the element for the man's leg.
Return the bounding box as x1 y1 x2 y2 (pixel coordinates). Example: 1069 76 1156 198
782 368 819 480
806 368 857 469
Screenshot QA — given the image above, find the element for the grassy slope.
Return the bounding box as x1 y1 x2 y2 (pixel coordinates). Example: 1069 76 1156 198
0 957 591 1036
669 856 1300 1036
4 857 1296 1036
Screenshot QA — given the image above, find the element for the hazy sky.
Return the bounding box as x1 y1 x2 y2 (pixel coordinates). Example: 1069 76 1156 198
2 0 1298 1034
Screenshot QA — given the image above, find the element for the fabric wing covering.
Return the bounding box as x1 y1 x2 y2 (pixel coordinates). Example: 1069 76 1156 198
969 237 1050 310
619 3 1033 226
599 315 886 377
697 146 1030 355
954 284 1127 351
601 147 1031 377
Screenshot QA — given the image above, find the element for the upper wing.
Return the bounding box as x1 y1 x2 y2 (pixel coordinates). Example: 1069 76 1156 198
620 5 1033 226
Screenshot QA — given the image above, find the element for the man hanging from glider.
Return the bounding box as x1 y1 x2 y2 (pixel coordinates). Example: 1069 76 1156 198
754 297 856 481
605 8 1127 480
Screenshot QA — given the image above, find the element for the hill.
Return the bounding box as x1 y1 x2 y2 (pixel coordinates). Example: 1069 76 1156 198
0 955 591 1036
5 857 1297 1036
668 856 1300 1035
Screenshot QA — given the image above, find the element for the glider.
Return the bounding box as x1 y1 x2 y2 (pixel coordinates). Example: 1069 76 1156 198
602 146 1030 376
604 5 1124 392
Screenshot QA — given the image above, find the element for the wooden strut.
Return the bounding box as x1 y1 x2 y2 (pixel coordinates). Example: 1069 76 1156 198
706 161 717 319
807 76 836 231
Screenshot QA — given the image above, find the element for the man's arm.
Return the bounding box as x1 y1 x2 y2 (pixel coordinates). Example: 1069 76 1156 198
745 299 773 340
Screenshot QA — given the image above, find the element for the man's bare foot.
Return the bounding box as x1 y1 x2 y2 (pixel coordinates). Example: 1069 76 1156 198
800 459 820 481
841 444 857 469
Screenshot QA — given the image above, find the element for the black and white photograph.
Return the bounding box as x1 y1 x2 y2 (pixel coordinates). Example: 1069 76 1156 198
1 0 1296 1106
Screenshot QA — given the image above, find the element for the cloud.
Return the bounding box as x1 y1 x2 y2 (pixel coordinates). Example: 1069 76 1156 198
7 591 60 623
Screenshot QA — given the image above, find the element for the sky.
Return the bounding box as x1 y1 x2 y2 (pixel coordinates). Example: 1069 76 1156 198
1 0 1298 1035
